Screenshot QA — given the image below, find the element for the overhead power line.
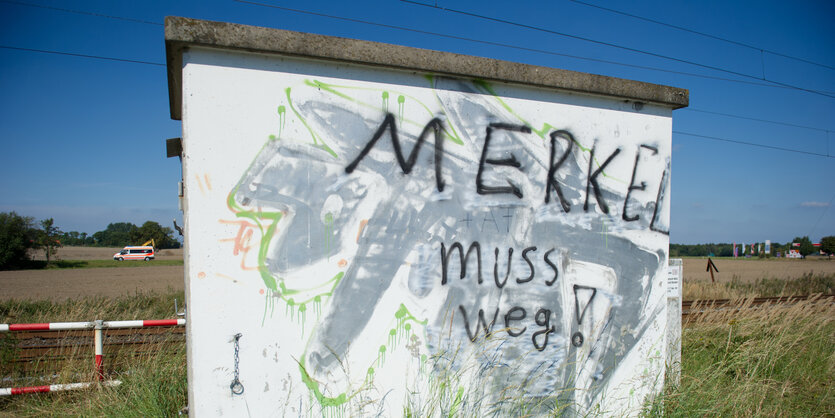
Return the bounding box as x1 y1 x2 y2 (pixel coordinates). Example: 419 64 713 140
5 1 830 160
0 45 164 66
399 0 835 99
233 0 826 95
684 108 832 133
569 0 835 72
674 131 833 159
0 0 162 26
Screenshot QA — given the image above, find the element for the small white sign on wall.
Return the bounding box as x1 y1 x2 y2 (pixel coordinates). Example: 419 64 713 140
667 264 682 298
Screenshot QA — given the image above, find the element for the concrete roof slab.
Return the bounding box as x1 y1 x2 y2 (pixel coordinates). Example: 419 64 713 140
165 16 688 120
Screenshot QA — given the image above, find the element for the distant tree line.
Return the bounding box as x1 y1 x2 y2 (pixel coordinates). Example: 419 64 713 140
671 235 834 258
0 211 180 270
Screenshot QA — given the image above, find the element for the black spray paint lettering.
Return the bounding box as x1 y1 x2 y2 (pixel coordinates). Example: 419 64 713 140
441 242 483 285
545 130 575 212
441 242 557 288
476 123 530 198
649 160 671 235
458 305 499 342
622 145 658 222
573 284 597 324
447 247 602 351
584 143 622 214
516 246 537 284
344 113 446 192
346 115 669 231
493 247 513 288
543 249 558 286
571 285 597 348
532 308 556 351
462 304 555 350
504 306 527 337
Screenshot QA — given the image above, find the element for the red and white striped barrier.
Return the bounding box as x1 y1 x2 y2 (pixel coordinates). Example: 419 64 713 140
0 380 122 396
0 318 185 332
1 318 184 394
0 322 94 331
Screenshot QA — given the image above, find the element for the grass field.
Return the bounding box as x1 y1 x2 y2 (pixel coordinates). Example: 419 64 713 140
649 295 834 416
27 246 183 262
0 257 833 416
681 257 835 299
15 259 183 270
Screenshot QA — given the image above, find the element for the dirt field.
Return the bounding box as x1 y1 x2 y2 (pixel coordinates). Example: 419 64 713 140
2 246 185 301
0 266 184 301
682 257 835 283
3 248 833 301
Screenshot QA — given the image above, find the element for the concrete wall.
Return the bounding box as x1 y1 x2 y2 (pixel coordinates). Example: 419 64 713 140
170 18 684 417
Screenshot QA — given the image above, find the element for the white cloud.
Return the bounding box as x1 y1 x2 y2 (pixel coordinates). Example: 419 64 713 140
800 201 830 208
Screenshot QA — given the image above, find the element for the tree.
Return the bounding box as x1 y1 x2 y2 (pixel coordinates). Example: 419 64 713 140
130 221 180 249
0 212 37 270
820 236 835 256
37 218 62 264
93 222 137 247
791 236 815 257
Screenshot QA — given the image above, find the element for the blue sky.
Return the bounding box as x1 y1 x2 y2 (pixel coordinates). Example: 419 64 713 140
0 0 832 244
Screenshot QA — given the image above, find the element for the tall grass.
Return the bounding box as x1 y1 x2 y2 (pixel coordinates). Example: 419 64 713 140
648 296 834 416
403 336 571 417
0 344 187 417
12 259 183 270
0 289 184 324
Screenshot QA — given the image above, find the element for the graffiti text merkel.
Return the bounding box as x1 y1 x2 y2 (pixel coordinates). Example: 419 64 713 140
345 113 669 233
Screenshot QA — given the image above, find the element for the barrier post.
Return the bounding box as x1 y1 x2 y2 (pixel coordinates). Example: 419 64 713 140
94 320 104 381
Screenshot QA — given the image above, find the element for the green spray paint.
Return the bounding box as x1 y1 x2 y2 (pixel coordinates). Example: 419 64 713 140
378 345 387 367
286 298 295 320
299 303 307 335
382 91 389 112
366 367 375 385
262 293 270 327
393 304 428 350
424 75 465 146
281 271 344 303
314 295 322 318
395 303 428 327
277 105 286 139
397 95 406 124
388 328 397 347
299 359 349 408
277 272 345 334
284 87 338 158
225 188 283 293
306 78 464 145
448 386 465 418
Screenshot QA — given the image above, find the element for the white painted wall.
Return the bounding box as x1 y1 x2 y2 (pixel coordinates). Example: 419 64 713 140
181 46 672 416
